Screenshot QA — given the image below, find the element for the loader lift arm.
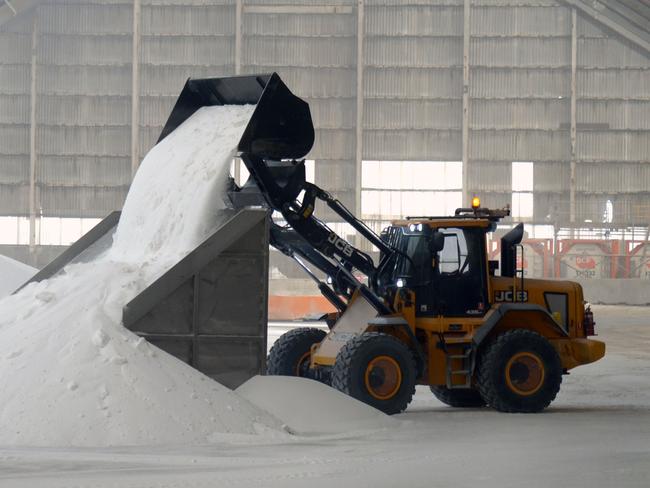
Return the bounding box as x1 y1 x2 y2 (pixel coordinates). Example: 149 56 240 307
158 72 394 314
239 154 393 315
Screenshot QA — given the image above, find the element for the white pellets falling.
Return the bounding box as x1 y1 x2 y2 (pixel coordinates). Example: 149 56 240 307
0 105 288 447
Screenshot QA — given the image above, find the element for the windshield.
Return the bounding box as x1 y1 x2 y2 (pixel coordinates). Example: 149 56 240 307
395 235 431 284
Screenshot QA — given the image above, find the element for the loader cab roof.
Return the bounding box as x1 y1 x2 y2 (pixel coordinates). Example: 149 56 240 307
391 206 510 232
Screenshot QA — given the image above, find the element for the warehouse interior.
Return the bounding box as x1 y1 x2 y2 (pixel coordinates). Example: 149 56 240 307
1 1 649 274
1 1 650 486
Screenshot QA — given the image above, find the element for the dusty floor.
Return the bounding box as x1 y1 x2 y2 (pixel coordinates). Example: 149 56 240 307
1 305 648 488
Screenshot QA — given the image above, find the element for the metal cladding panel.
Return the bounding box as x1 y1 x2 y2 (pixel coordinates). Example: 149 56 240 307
37 126 131 157
243 67 356 98
244 36 355 67
245 12 355 36
310 128 355 159
365 99 461 129
0 155 29 184
315 159 355 191
39 4 133 35
577 69 650 98
0 95 29 124
0 32 30 62
534 192 569 222
577 14 605 36
470 130 570 161
534 161 570 192
471 37 571 68
577 131 650 162
246 0 353 3
576 163 650 193
307 98 356 129
365 68 463 98
37 156 131 187
365 37 462 68
471 5 570 36
198 255 267 335
0 125 29 154
38 65 132 96
194 339 266 390
139 126 164 157
0 184 29 215
574 194 642 224
364 129 461 160
578 37 650 68
141 36 234 66
0 65 31 95
123 209 269 389
470 68 570 98
38 95 131 126
365 5 462 36
140 95 177 127
39 35 132 66
39 186 128 218
578 100 650 130
142 4 235 36
471 99 569 129
467 161 511 192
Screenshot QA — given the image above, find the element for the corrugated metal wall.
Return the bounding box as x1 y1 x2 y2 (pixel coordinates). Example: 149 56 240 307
0 0 648 226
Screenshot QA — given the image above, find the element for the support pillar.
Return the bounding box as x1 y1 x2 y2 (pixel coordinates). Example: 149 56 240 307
130 0 142 178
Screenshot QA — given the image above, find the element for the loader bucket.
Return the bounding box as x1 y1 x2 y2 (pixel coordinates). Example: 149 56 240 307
158 72 314 160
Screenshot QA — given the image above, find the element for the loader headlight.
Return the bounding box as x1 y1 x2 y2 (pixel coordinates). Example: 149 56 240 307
396 278 405 288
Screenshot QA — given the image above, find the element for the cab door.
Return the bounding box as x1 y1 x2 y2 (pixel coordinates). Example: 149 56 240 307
432 227 489 317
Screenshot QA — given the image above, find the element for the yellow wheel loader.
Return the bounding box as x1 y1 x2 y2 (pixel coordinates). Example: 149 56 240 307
160 72 605 414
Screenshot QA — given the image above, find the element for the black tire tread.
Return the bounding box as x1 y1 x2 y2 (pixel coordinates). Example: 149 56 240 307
477 329 562 413
430 386 486 408
266 327 326 376
331 332 416 415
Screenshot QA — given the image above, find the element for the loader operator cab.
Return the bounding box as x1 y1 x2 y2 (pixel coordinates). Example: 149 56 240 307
378 221 489 317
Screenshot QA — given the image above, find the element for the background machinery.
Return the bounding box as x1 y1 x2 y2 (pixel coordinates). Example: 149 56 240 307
160 72 606 414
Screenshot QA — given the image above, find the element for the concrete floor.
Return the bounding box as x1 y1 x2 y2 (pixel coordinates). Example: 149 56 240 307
1 305 648 488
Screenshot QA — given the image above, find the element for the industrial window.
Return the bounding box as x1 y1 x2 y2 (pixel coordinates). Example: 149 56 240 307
544 292 569 331
361 161 463 220
512 162 534 220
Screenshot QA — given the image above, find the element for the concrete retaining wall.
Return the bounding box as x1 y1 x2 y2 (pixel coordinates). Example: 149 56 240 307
576 279 650 306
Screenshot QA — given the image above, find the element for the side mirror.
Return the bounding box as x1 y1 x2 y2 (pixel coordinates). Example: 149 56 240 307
429 231 445 253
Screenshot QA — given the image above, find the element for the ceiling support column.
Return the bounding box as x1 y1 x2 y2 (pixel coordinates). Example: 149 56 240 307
130 0 142 179
28 11 38 250
570 8 578 230
462 0 471 206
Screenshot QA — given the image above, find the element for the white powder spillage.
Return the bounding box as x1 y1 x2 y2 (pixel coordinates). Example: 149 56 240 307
0 105 285 447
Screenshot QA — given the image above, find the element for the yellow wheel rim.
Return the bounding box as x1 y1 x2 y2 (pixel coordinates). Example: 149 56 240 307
295 351 311 377
505 352 545 396
364 355 402 400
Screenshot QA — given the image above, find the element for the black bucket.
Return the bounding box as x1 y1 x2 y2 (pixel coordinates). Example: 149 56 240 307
158 72 314 160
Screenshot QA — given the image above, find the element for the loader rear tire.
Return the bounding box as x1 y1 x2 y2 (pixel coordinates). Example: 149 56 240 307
331 332 416 415
477 329 562 413
266 327 326 378
430 386 486 408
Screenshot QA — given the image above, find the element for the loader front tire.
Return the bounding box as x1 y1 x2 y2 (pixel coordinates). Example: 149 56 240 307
266 327 326 377
331 332 416 415
477 329 562 413
430 386 486 408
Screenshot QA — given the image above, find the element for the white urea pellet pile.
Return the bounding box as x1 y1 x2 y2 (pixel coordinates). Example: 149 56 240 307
0 105 290 447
